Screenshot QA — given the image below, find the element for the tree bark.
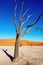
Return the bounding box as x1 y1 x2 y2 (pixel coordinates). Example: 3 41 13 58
13 34 20 61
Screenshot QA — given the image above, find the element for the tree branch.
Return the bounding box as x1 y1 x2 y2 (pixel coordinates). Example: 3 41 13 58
20 9 30 29
14 2 18 32
27 13 43 28
21 27 26 34
20 2 24 27
21 14 32 28
20 26 43 38
20 30 29 38
35 26 43 31
22 8 30 18
1 49 13 61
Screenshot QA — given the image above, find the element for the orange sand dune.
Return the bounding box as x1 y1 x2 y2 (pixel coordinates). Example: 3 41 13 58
0 39 43 46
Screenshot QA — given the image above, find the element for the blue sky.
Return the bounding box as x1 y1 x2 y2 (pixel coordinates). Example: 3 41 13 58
0 0 43 42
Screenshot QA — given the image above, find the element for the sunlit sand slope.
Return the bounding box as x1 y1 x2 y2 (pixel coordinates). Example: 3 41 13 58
0 39 43 46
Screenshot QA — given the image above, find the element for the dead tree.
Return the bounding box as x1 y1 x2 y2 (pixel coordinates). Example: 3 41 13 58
13 0 43 61
2 0 43 62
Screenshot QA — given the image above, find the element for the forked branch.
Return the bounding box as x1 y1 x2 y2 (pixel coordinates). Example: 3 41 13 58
21 14 32 28
20 9 31 28
20 26 43 38
27 13 43 28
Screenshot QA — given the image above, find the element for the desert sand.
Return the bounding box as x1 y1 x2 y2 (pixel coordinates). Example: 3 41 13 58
0 46 43 65
0 39 43 46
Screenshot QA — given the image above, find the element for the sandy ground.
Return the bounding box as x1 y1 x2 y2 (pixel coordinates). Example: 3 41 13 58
0 46 43 65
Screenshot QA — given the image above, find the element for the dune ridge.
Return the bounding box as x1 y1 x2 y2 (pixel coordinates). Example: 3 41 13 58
0 39 43 46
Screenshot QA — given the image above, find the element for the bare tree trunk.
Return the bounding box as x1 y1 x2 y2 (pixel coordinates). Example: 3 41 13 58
13 34 20 61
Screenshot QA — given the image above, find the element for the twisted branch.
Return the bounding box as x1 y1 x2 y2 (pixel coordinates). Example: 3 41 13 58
20 26 43 38
27 13 43 28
